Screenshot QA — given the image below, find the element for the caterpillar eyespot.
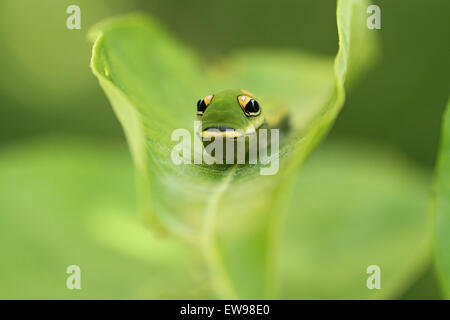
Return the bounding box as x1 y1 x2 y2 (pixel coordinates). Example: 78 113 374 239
196 94 213 115
238 95 261 117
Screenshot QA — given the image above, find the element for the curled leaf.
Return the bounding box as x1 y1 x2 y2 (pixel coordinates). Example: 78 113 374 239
434 97 450 298
90 0 377 298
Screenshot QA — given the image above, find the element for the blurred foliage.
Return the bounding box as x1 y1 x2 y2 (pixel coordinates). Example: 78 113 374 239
0 138 210 299
0 0 448 166
434 98 450 298
0 0 141 142
0 0 447 299
0 137 435 299
282 142 432 299
331 0 450 166
400 268 442 300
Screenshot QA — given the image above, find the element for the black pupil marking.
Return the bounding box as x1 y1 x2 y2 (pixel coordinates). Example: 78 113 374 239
197 99 207 113
245 99 260 114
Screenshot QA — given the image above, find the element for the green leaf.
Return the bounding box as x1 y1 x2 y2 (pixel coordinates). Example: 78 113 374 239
90 0 377 298
434 97 450 298
0 138 209 299
282 141 432 299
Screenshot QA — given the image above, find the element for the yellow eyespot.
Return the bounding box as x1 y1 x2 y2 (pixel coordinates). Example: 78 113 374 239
197 94 214 115
237 95 261 117
203 94 213 106
238 95 252 108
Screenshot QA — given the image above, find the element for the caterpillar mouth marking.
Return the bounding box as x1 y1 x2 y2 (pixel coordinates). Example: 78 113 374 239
202 126 242 139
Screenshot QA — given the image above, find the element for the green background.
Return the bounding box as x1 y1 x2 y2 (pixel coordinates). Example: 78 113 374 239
0 0 448 299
